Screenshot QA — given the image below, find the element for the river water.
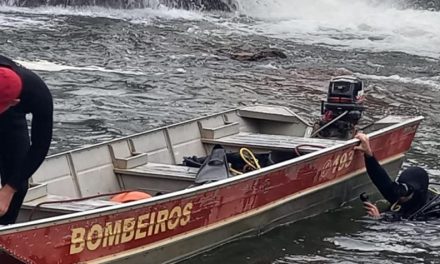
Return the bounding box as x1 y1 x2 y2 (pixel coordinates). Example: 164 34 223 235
1 0 440 263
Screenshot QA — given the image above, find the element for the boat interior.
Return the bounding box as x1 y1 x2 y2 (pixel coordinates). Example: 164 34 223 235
18 105 405 222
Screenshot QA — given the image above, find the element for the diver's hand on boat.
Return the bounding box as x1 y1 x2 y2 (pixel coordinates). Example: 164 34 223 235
363 201 381 218
354 133 373 157
0 185 16 217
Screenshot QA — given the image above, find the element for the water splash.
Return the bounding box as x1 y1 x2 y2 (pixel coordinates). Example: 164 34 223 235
231 0 440 58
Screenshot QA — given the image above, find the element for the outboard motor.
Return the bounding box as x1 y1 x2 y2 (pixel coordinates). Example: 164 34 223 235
312 76 365 140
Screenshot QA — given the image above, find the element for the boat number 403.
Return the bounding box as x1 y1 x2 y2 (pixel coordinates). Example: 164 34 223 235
321 150 355 179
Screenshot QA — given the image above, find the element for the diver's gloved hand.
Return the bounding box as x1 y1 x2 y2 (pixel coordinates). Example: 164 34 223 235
354 133 373 157
363 201 381 218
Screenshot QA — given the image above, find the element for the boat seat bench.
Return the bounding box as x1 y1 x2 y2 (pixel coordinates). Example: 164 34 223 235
202 132 343 153
108 139 199 192
114 163 198 180
21 165 197 216
21 165 198 215
22 194 119 214
114 163 199 193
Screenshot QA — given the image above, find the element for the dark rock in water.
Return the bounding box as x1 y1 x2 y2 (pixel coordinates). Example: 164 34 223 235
228 49 288 61
396 0 440 11
15 0 144 8
12 0 237 11
162 0 236 11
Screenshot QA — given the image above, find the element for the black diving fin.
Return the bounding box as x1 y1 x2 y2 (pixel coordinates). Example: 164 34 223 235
194 145 230 185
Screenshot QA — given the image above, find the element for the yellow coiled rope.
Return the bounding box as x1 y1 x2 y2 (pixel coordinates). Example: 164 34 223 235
229 148 261 176
240 147 261 171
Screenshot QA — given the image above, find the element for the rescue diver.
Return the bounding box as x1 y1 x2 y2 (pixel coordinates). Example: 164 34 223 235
355 132 440 221
0 55 53 225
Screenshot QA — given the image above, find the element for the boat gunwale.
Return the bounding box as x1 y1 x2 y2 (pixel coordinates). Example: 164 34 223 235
0 115 424 233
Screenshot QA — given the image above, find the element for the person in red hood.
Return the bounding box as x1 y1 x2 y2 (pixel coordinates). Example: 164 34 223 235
0 55 53 224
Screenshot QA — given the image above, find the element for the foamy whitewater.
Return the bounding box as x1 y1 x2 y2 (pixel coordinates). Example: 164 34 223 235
2 0 440 58
232 0 440 58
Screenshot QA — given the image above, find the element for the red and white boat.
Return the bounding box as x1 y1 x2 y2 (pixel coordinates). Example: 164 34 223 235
0 104 423 264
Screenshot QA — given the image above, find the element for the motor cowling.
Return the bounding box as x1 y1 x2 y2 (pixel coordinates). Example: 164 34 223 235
313 76 365 139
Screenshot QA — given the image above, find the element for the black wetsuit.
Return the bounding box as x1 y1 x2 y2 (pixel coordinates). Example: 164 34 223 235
365 155 440 221
0 55 53 224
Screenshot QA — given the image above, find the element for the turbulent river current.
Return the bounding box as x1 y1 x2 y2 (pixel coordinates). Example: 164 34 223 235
1 0 440 263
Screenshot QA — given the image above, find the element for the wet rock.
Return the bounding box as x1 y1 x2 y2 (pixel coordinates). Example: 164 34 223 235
13 0 237 11
402 0 440 11
162 0 236 11
228 49 287 61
